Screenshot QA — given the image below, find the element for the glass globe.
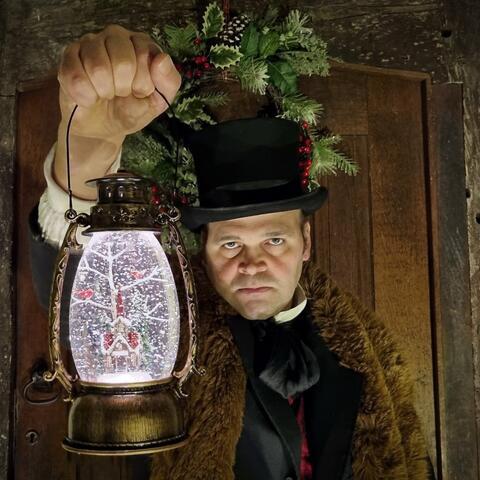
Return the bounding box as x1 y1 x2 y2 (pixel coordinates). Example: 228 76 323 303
69 230 180 385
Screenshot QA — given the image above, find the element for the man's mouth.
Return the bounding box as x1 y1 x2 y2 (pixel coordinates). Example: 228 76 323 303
236 286 272 295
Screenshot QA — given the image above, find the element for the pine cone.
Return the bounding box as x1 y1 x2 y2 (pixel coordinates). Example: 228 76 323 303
216 13 251 48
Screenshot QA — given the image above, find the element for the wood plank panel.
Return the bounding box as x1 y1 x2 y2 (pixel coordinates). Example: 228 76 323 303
429 83 477 480
313 135 374 310
15 79 69 480
299 70 368 136
367 74 436 466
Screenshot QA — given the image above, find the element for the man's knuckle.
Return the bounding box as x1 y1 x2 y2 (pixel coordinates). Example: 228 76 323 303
69 75 90 94
133 81 153 96
104 24 128 35
79 32 96 44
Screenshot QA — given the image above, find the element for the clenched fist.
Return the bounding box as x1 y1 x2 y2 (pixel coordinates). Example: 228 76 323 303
53 24 182 199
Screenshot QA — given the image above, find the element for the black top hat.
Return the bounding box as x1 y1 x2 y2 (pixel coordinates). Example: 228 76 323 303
179 117 328 231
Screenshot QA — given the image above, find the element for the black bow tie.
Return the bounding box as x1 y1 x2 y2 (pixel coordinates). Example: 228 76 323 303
250 311 320 399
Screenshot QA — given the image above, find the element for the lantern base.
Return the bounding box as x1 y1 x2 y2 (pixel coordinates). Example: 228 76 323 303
63 384 187 456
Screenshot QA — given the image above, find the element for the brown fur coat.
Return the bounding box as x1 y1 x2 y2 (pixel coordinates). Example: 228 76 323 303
150 260 432 480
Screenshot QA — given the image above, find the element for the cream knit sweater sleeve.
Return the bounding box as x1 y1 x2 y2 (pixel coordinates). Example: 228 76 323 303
37 142 122 247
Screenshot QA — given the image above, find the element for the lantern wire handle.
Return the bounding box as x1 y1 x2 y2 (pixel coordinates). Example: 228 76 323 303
65 104 78 220
65 87 181 218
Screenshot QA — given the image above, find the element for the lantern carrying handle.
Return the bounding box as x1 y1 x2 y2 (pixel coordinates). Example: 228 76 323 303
43 218 87 401
156 209 206 397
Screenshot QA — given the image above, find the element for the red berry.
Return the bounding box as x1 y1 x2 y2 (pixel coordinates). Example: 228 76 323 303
301 178 309 188
304 146 311 154
194 37 202 45
298 146 304 154
306 159 312 167
203 62 211 69
194 69 202 77
305 138 312 146
302 121 309 130
301 170 310 178
151 184 158 193
194 56 202 64
185 70 193 78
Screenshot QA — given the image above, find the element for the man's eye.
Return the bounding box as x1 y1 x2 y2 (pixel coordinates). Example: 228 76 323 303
268 238 284 246
223 241 239 250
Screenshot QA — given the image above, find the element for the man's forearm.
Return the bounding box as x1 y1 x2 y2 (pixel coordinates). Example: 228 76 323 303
53 120 125 200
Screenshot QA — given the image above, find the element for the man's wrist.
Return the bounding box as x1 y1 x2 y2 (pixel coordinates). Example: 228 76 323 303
53 122 125 199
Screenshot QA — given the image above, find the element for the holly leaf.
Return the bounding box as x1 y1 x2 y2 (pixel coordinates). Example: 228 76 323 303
174 95 217 126
258 31 280 57
267 59 298 94
209 44 243 69
202 2 224 39
240 24 260 57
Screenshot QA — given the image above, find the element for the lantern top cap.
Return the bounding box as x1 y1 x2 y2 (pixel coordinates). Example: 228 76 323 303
85 170 154 188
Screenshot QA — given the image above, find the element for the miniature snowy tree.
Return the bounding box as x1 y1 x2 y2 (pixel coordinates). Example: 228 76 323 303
69 230 180 385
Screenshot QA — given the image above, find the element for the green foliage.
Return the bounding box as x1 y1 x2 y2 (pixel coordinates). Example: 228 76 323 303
253 4 279 29
122 131 173 182
279 93 323 125
240 24 260 57
120 2 359 253
163 22 198 59
310 135 359 183
172 95 217 126
279 10 314 48
209 44 243 69
232 57 269 94
258 31 280 57
267 59 297 95
202 2 225 39
197 91 230 107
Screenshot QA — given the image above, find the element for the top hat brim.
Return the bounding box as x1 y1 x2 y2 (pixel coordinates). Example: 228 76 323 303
179 187 328 232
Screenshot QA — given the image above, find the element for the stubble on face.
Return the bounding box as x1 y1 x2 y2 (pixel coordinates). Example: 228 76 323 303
202 210 311 320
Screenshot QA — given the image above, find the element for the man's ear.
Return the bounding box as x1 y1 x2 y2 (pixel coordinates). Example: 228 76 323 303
302 220 311 261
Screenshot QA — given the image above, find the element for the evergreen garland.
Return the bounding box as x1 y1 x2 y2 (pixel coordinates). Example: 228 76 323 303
122 2 359 251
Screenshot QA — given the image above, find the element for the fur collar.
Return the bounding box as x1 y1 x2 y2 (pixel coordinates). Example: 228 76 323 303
150 259 431 479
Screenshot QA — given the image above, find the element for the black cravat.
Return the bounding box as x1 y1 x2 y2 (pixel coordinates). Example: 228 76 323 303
250 310 320 399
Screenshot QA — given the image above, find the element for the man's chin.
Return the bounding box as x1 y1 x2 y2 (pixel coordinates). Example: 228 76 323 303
230 300 277 320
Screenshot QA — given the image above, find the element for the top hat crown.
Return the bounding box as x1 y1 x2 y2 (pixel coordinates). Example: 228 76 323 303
179 117 328 231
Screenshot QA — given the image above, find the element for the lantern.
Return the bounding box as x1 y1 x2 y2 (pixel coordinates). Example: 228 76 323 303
43 171 204 456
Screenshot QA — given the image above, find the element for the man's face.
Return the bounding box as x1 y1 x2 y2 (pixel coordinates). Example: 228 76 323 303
203 209 311 320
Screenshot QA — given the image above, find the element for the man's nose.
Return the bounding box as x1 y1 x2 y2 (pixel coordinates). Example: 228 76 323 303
238 250 267 275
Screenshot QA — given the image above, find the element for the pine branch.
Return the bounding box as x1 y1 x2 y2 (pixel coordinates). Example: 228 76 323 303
277 38 330 77
279 10 314 49
232 57 270 94
311 135 359 178
121 131 173 181
279 92 324 125
197 91 230 107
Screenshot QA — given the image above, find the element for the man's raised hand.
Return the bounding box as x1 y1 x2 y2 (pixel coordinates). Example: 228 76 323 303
53 24 182 199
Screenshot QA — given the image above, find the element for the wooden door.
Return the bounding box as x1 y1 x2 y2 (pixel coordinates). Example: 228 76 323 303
14 63 472 479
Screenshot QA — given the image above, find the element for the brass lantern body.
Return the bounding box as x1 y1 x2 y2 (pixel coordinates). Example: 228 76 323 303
43 172 204 456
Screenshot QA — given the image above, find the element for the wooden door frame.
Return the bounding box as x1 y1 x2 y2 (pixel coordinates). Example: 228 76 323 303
4 62 475 479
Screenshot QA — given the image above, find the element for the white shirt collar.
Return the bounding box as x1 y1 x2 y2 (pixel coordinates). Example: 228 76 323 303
273 284 307 324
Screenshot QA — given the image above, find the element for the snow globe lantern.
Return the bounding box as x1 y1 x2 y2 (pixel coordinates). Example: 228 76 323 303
43 171 204 456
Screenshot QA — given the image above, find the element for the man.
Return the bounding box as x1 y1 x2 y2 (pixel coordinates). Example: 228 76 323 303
29 25 435 479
